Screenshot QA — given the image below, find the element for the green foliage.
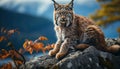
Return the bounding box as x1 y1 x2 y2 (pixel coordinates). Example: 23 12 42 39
90 0 120 27
117 27 120 37
117 27 120 33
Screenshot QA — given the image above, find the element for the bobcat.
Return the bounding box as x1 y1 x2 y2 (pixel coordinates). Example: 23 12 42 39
49 0 120 59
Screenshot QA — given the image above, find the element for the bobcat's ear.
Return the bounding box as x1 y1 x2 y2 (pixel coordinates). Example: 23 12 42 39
52 0 59 10
68 0 74 10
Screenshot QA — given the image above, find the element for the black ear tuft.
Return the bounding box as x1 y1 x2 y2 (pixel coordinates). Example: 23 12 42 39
52 0 56 3
68 0 74 10
52 0 59 10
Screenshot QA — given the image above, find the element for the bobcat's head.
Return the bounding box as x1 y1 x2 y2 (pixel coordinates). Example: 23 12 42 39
52 0 74 27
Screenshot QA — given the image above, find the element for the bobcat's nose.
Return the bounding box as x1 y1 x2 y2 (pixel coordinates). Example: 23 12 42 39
60 16 67 21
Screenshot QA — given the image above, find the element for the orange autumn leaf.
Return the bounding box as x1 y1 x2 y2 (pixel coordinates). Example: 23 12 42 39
23 40 33 49
7 29 18 36
0 62 12 69
15 60 23 65
33 43 44 52
51 44 55 48
23 40 45 54
38 36 48 41
24 46 33 54
0 49 9 59
23 36 52 54
44 44 55 51
44 45 51 50
9 50 22 58
27 47 33 54
23 40 34 54
23 40 28 49
0 36 6 42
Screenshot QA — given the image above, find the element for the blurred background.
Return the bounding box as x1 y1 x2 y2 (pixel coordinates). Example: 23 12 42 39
0 0 120 66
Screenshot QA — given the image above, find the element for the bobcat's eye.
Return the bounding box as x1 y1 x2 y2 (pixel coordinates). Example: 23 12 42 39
67 8 72 10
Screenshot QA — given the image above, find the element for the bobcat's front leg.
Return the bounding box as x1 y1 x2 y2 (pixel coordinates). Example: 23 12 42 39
49 39 62 56
56 38 77 59
49 26 62 56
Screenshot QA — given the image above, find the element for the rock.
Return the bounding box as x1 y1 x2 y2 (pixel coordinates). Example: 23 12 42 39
105 38 120 46
20 38 120 69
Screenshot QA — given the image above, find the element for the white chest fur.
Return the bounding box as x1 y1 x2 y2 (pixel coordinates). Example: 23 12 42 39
55 25 75 41
61 29 66 41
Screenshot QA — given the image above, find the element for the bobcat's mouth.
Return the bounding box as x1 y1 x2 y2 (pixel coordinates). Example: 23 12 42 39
58 21 66 27
60 21 66 24
60 19 67 22
60 22 71 27
57 18 71 27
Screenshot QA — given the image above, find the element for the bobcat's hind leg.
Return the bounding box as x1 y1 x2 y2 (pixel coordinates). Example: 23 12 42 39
75 44 89 51
85 25 120 53
106 45 120 53
49 40 61 56
84 25 107 51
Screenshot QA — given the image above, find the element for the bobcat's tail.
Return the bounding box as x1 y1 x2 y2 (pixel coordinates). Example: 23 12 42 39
81 25 120 53
106 45 120 53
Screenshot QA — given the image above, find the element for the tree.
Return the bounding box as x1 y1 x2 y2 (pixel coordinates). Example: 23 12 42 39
117 27 120 38
90 0 120 27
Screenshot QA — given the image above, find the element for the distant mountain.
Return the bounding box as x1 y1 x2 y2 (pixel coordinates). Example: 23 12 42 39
0 0 99 20
0 8 56 49
0 0 49 15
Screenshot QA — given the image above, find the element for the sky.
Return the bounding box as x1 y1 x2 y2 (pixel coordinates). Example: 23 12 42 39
0 0 96 16
0 0 120 38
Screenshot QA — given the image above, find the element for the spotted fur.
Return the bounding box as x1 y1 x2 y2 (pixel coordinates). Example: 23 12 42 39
49 0 120 59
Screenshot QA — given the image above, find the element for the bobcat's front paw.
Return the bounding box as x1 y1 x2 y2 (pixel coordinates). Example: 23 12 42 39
49 50 58 56
56 52 67 59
